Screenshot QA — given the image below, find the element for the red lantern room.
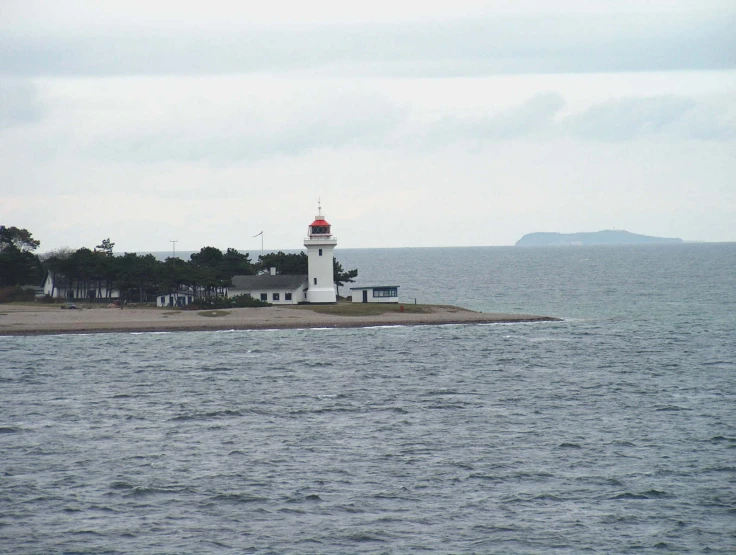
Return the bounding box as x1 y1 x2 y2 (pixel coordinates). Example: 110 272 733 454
308 201 331 237
308 218 331 237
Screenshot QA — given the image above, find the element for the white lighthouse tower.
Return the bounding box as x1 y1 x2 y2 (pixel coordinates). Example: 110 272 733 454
304 202 337 303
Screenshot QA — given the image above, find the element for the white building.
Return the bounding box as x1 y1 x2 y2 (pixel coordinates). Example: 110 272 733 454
350 285 400 303
229 271 308 305
156 288 195 307
42 271 119 301
304 204 337 303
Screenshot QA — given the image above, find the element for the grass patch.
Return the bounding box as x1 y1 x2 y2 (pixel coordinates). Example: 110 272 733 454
285 302 442 317
197 310 231 318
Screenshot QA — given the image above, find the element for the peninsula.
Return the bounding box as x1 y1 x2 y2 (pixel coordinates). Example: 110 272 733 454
0 304 560 336
516 230 683 246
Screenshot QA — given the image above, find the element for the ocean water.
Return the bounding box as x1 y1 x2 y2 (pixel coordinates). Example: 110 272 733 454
1 244 735 554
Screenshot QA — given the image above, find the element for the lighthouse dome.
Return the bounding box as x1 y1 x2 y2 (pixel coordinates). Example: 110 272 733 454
309 217 331 236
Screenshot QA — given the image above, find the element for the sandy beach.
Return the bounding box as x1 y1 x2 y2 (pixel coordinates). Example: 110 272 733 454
0 304 560 336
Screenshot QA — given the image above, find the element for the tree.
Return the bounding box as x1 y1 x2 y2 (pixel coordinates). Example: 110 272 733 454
190 246 253 296
0 248 42 287
222 248 254 277
0 226 42 287
160 257 186 296
333 258 358 297
190 246 223 268
93 247 118 299
116 253 161 302
39 247 74 263
41 248 74 297
95 238 115 257
67 248 96 299
257 251 308 275
0 226 41 252
42 246 118 301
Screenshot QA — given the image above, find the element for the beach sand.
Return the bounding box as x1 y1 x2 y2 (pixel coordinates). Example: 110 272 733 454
0 304 560 336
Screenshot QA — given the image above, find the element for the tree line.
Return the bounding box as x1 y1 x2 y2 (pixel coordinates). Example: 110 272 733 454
0 226 358 303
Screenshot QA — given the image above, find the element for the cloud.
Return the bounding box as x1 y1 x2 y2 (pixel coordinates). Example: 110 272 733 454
3 75 732 190
425 93 565 143
562 95 736 141
1 11 734 77
420 93 736 146
0 78 409 196
562 96 696 141
85 86 407 164
668 99 736 141
0 78 43 128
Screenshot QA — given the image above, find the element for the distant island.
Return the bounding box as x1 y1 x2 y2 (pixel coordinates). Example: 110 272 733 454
515 230 684 246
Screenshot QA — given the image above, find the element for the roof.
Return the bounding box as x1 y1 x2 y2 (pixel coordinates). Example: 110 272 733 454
350 285 400 290
309 218 330 227
231 274 308 291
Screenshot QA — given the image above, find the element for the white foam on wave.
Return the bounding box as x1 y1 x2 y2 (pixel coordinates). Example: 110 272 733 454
479 319 563 327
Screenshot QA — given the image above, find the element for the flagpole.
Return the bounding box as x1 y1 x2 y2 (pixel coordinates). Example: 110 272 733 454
253 231 263 254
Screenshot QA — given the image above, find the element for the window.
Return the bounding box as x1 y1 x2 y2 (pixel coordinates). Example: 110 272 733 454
260 293 267 301
319 248 322 256
373 287 398 298
285 293 292 301
314 278 317 285
272 293 280 301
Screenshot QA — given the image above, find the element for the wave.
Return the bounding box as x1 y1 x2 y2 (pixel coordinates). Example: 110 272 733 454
169 409 245 421
707 435 736 443
212 493 268 504
612 490 673 500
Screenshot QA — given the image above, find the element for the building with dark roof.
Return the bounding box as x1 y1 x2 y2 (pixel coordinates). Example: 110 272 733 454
230 271 308 305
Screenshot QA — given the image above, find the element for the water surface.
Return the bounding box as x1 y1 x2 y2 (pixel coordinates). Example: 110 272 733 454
2 244 735 553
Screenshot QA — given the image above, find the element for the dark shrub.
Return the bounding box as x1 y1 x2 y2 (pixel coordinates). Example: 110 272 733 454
231 294 271 308
190 294 270 310
0 286 36 303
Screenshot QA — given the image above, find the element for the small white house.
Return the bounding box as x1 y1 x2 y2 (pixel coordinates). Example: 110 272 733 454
230 273 308 305
156 290 195 308
350 285 399 303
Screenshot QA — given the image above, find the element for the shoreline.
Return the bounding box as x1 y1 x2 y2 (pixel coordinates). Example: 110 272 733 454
0 304 561 337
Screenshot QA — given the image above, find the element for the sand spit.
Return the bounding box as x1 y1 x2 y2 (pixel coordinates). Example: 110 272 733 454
0 304 561 336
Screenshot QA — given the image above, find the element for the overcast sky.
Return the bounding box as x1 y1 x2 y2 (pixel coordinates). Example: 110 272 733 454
1 0 735 253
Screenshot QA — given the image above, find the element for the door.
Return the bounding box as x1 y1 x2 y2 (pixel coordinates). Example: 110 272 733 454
362 290 368 303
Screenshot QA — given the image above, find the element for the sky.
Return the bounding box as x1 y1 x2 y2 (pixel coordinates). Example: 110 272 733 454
1 0 735 253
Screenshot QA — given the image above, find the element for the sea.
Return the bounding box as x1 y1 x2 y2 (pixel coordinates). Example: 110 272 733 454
1 244 735 554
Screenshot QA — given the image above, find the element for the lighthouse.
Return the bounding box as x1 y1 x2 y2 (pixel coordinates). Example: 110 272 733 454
304 202 337 303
